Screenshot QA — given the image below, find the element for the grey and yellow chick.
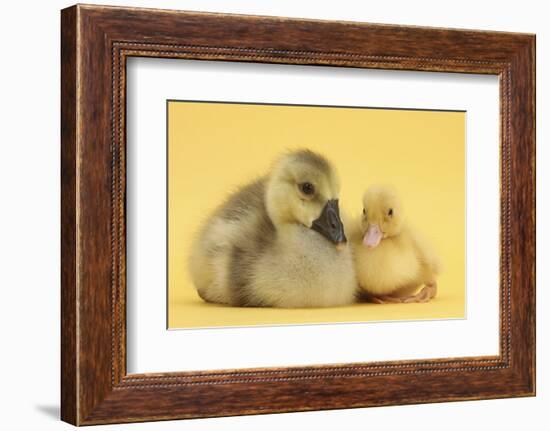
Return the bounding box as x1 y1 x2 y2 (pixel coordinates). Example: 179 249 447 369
188 149 357 308
349 185 441 303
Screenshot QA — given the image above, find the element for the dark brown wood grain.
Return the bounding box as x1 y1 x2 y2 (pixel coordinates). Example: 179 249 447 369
61 4 536 425
60 5 77 425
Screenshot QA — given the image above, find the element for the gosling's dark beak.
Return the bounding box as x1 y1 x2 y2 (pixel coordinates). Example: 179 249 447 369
311 199 347 246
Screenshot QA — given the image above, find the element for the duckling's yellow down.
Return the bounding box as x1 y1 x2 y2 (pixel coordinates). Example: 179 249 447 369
349 185 441 300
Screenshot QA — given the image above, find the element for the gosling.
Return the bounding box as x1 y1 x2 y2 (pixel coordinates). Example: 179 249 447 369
188 149 357 308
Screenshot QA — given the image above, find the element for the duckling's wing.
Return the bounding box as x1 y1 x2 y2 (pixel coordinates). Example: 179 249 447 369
407 227 442 276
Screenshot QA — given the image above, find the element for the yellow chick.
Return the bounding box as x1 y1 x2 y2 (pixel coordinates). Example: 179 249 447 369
349 185 441 303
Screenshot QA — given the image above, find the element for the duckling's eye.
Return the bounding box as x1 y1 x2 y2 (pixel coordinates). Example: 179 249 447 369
299 182 315 196
388 208 393 217
362 208 366 216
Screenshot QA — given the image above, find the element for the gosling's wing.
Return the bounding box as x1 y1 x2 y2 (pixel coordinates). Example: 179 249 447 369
214 178 267 222
213 178 278 306
196 177 272 253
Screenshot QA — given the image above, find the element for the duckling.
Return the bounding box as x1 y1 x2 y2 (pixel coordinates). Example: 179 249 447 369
188 149 357 308
349 185 441 303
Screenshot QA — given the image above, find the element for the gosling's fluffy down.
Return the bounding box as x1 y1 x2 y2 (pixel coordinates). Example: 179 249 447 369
188 150 357 308
349 185 441 303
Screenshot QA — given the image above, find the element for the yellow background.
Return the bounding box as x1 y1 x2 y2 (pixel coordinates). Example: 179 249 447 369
168 101 465 328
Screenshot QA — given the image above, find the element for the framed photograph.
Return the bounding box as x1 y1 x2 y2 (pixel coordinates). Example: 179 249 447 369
61 4 535 425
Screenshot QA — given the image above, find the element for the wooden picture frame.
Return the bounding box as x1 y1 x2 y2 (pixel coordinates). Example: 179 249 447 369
61 4 535 425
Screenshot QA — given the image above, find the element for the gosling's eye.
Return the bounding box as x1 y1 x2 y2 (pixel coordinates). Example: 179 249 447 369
388 208 393 217
299 182 315 196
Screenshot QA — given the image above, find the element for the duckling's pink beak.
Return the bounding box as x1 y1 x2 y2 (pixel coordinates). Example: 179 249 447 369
363 224 383 249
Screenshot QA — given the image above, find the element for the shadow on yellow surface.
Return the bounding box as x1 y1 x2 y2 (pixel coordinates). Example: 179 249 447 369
169 284 465 329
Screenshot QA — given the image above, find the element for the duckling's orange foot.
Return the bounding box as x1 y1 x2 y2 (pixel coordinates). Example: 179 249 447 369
402 282 437 303
369 283 437 304
368 295 405 304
